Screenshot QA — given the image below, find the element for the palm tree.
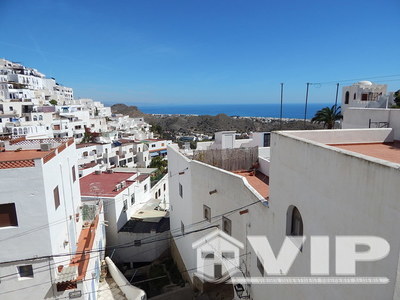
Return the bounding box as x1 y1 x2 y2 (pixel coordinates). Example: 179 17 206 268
311 105 342 129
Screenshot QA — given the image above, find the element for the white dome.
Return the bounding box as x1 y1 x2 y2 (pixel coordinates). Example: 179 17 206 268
357 80 373 86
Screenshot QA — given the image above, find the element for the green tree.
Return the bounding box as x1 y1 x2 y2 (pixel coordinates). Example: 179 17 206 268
151 124 163 135
311 105 343 129
149 156 168 174
49 99 58 106
394 89 400 107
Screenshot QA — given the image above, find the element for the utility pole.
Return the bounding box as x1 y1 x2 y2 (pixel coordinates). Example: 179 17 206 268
304 82 310 129
280 83 284 129
334 83 339 108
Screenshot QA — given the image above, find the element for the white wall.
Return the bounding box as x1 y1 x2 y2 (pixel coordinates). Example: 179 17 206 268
250 131 400 300
343 108 400 140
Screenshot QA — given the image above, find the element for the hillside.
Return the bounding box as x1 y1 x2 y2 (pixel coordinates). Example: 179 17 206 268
111 104 323 137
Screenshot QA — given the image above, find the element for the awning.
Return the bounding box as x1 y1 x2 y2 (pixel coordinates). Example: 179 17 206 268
55 266 78 283
150 151 159 157
159 149 167 154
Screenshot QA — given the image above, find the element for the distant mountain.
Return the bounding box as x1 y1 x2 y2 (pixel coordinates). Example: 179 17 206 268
111 104 146 117
111 103 323 138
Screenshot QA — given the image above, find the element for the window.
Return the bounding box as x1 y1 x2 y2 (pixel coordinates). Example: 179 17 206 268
53 186 60 210
181 221 185 235
222 217 232 235
257 256 264 276
163 183 166 191
361 93 368 101
345 91 349 104
203 205 211 222
144 184 147 192
0 203 18 227
151 144 156 148
179 183 183 198
72 166 76 182
18 265 33 278
353 93 356 100
123 199 128 212
286 206 303 236
263 133 271 147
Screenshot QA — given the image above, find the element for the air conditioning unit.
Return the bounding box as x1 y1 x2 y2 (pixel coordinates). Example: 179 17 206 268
106 169 114 174
95 170 102 175
40 143 52 151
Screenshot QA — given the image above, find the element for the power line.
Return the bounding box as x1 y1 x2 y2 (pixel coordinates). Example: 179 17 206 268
311 74 400 85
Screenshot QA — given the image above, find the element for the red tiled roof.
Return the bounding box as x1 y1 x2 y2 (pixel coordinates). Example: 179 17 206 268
76 143 97 149
0 159 35 169
79 171 137 197
0 150 50 162
118 139 134 145
0 139 73 169
70 214 99 280
136 174 150 182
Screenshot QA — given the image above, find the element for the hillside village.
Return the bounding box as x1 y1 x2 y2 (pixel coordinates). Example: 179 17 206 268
1 58 400 300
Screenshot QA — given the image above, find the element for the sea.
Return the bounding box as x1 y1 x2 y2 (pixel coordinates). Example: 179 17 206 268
137 103 333 119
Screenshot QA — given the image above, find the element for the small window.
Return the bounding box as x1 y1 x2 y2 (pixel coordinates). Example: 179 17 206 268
345 91 349 104
163 183 166 191
361 93 368 101
257 256 264 276
151 144 156 148
0 203 18 227
181 221 185 235
179 183 183 198
222 217 232 235
353 93 356 100
53 186 60 210
123 199 128 212
144 184 147 192
72 166 76 183
203 205 211 222
18 265 33 278
287 206 303 236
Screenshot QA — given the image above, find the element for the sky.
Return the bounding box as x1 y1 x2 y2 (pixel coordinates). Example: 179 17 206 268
1 0 400 105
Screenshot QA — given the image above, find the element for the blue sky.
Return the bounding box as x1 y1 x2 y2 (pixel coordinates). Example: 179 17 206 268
1 0 399 105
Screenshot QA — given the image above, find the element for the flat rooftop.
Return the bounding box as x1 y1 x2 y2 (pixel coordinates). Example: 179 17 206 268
329 142 400 164
233 170 269 199
80 171 136 197
0 149 50 161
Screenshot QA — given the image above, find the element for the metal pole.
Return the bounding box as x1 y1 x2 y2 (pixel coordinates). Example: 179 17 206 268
280 83 284 129
304 82 310 128
334 83 339 108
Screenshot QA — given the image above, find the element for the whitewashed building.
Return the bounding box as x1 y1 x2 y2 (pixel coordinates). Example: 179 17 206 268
168 128 400 300
79 170 169 264
342 81 395 112
0 137 105 300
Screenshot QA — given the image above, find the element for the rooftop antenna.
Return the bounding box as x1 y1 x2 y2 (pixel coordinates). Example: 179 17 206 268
280 83 284 129
304 82 310 129
334 83 339 108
